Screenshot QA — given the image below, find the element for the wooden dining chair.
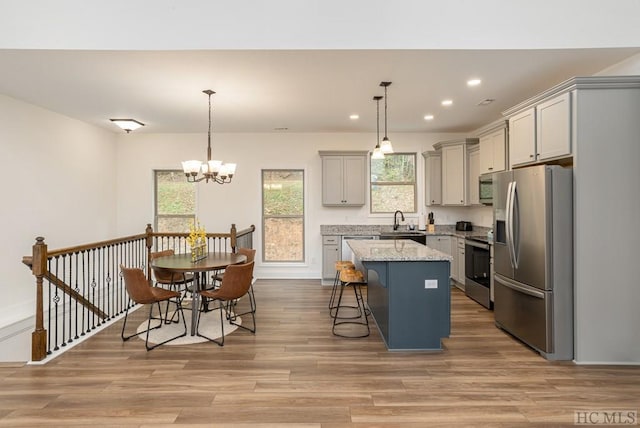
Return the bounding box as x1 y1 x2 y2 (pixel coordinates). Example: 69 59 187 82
211 248 257 324
120 265 187 350
150 249 195 291
196 261 255 346
150 249 195 322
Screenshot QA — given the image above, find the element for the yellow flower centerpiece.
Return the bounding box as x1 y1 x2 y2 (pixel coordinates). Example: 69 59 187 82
187 219 207 262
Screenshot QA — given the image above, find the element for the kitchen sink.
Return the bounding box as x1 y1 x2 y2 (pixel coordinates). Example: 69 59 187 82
380 231 424 235
379 231 426 245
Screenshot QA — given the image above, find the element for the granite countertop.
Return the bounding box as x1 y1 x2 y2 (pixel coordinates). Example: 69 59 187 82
346 239 452 262
320 224 491 240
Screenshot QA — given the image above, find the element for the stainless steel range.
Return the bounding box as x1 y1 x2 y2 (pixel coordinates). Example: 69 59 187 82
464 235 491 309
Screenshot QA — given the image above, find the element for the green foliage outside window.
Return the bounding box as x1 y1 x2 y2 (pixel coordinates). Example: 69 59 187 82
370 153 417 213
155 170 196 233
262 170 304 262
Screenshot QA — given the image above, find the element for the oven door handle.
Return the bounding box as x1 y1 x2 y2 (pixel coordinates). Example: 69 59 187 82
465 240 489 250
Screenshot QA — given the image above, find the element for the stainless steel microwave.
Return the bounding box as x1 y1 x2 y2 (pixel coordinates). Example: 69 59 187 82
479 173 493 205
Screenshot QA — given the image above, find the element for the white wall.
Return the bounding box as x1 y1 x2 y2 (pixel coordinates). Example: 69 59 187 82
596 53 640 76
115 130 490 279
0 94 118 361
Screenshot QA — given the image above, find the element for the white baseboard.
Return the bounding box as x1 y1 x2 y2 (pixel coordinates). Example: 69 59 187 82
0 315 34 362
0 306 141 364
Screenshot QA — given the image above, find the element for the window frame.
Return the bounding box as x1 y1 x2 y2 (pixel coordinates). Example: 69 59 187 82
261 169 305 263
369 152 418 214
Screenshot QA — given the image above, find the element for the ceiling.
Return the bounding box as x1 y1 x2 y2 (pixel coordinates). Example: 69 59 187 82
1 48 639 134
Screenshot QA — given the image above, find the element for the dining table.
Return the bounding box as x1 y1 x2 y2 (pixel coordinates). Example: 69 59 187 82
150 251 247 335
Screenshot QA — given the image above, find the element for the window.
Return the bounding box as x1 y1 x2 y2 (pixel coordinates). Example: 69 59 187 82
370 153 417 213
154 170 196 232
262 170 304 262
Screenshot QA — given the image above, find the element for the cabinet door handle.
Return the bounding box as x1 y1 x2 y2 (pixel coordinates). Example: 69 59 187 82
529 154 534 158
488 167 493 170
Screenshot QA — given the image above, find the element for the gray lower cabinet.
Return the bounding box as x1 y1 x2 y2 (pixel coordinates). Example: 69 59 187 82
322 235 340 281
426 235 451 255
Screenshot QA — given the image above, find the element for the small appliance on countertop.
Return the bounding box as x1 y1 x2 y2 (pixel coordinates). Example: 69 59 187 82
455 221 473 231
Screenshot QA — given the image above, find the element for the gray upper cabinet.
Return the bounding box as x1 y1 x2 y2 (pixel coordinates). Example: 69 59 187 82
536 92 572 161
467 145 480 206
508 107 537 167
506 90 572 168
478 122 507 174
319 151 367 206
422 150 442 206
433 138 478 206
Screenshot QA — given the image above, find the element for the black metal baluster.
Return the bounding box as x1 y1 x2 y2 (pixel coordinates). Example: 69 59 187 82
61 254 67 347
105 245 111 321
53 256 60 351
73 252 79 340
91 249 97 330
81 250 87 336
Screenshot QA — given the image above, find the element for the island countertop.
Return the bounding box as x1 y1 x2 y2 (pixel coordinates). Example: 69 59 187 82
347 239 452 262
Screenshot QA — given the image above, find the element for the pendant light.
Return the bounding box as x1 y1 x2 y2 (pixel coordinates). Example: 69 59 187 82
372 95 384 159
182 90 236 184
379 81 394 154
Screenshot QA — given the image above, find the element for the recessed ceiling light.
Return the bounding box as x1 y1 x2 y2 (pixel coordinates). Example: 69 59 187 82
441 99 453 107
467 79 482 87
424 114 434 121
349 114 359 120
274 127 289 131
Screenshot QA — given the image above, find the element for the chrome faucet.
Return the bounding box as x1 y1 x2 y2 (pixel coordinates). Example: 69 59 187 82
393 210 405 231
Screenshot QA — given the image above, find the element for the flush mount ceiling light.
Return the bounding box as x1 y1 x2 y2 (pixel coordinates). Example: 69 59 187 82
182 90 236 184
372 96 384 160
379 81 394 154
110 118 144 133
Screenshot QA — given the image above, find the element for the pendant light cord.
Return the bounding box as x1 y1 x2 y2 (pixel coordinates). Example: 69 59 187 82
377 97 380 142
204 89 215 162
384 85 388 139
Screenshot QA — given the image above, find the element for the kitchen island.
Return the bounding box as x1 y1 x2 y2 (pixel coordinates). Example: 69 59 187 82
347 239 452 351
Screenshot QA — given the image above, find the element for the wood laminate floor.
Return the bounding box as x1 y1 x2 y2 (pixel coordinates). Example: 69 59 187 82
0 280 638 427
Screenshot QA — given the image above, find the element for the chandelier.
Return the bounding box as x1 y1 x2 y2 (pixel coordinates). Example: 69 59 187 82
379 81 394 154
182 90 236 184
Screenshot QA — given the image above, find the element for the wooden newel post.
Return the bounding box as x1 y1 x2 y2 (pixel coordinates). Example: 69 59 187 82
145 224 153 282
230 224 237 253
31 237 48 362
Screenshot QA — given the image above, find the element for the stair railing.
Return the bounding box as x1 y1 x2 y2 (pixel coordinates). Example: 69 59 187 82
23 223 255 361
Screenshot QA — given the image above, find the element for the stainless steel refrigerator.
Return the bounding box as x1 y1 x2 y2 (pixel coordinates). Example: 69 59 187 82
493 165 573 360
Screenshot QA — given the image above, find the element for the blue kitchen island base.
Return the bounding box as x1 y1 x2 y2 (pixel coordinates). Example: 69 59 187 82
365 260 451 350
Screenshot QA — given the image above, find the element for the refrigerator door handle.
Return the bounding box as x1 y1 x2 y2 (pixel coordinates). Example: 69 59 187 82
505 181 512 267
511 181 519 269
505 181 515 269
495 275 545 299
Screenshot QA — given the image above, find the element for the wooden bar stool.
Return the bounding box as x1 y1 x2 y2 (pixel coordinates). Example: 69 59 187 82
329 260 355 316
332 268 370 338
